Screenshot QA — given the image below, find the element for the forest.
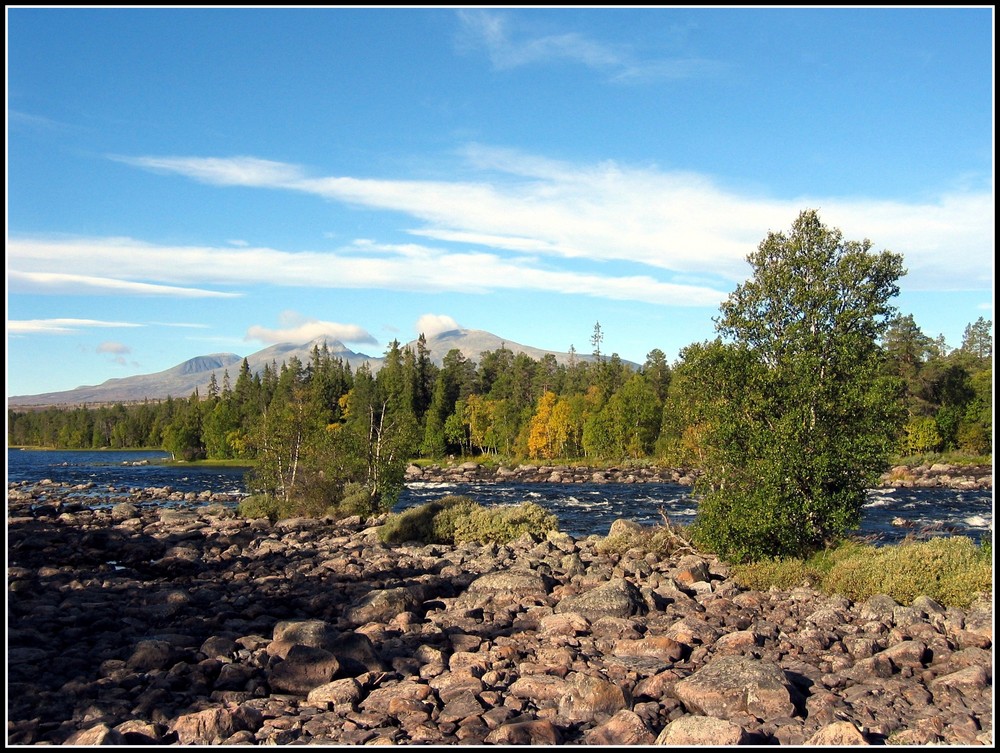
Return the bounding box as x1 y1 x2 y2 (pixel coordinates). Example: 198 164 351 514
8 314 992 467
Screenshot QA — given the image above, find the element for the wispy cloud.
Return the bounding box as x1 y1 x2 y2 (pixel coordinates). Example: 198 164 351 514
455 9 724 83
110 154 305 186
148 322 212 329
7 235 729 307
8 270 242 298
8 318 144 335
113 149 994 293
245 312 378 346
8 109 76 133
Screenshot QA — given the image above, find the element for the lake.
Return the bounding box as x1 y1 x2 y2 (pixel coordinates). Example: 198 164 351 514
6 448 993 546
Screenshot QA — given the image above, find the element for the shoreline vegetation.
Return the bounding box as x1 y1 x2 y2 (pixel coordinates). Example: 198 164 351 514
7 446 993 490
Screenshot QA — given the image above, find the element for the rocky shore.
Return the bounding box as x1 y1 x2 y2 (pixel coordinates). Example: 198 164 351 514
7 480 993 746
405 461 994 490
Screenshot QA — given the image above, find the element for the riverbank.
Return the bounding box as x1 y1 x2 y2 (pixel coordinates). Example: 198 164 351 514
406 461 994 490
7 486 992 746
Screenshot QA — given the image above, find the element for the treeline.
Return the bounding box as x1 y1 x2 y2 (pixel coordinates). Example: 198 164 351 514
8 316 992 468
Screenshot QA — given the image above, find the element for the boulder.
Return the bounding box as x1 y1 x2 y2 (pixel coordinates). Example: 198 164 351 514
673 656 795 720
655 716 749 745
266 645 340 695
554 577 646 621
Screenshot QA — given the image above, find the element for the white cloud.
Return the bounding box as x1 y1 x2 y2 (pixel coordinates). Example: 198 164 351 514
416 314 462 338
8 319 144 334
97 341 131 355
8 270 242 298
245 313 378 346
115 149 993 293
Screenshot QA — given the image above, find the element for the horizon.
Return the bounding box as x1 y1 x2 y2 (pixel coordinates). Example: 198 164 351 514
5 325 630 403
6 7 994 397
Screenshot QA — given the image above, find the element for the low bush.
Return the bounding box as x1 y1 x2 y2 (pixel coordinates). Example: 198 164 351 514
731 536 992 608
730 558 825 591
238 494 280 522
330 481 379 519
891 451 992 467
821 536 991 607
378 496 558 546
452 502 558 545
241 480 394 523
378 495 475 545
430 496 480 542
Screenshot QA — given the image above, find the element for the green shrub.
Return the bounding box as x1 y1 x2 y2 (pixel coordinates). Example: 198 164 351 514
430 496 479 542
452 502 558 545
898 416 943 456
331 481 379 519
822 536 992 607
238 494 280 522
378 497 559 546
732 558 825 590
378 496 476 545
732 536 992 608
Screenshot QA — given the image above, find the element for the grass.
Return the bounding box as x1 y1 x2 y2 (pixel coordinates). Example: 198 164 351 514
731 536 993 608
890 451 992 468
165 457 253 468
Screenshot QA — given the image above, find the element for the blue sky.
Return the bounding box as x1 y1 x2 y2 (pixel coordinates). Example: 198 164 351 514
6 6 994 397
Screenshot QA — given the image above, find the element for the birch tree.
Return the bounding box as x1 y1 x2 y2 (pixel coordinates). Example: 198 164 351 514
692 210 907 561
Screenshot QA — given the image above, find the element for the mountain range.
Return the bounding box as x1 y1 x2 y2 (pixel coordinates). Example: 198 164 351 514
8 328 622 408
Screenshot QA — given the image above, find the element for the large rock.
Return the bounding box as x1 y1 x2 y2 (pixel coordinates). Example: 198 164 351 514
673 656 795 720
614 635 684 663
655 716 749 745
583 710 655 745
806 721 869 745
484 720 562 745
272 619 338 649
305 678 363 708
126 639 176 672
456 570 550 608
673 555 712 586
554 577 646 621
344 587 421 625
63 725 125 746
509 674 570 703
270 620 385 674
558 672 631 722
266 645 341 695
169 706 263 745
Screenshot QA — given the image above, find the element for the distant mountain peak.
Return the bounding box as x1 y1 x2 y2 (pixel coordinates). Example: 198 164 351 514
8 328 634 407
175 354 243 376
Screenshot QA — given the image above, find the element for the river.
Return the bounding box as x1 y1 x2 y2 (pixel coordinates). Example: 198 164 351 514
6 448 993 546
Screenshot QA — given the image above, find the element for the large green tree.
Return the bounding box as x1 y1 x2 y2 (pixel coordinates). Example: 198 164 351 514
691 210 907 561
